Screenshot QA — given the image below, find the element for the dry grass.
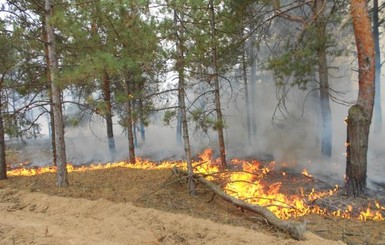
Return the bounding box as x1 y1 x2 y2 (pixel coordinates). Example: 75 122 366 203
1 166 385 244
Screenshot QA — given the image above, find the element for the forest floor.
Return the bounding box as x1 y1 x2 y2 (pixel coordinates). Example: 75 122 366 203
1 139 385 245
0 165 384 245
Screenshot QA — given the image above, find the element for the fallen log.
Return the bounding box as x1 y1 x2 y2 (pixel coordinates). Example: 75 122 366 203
173 168 306 240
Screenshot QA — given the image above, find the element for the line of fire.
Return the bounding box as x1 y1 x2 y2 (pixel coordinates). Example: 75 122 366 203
7 148 385 222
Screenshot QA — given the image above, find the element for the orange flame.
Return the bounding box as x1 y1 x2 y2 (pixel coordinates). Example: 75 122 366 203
6 149 385 221
301 168 313 179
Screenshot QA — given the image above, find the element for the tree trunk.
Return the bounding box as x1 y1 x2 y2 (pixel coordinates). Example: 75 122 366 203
102 72 116 157
248 26 258 140
124 78 136 164
0 99 7 180
138 99 146 142
274 0 333 158
49 92 57 166
242 42 252 143
174 7 195 194
133 122 138 147
209 0 227 169
345 105 369 196
314 0 332 158
373 0 382 133
45 0 68 187
176 109 182 144
42 15 57 166
345 0 375 196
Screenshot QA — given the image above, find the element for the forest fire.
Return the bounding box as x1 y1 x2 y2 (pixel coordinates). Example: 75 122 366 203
301 169 313 179
6 149 385 221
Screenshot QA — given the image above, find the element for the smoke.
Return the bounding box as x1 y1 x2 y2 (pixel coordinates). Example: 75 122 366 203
11 65 381 187
8 39 385 193
219 62 370 186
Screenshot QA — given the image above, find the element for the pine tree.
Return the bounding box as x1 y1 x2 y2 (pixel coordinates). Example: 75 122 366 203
345 0 375 196
266 0 344 158
45 0 68 187
172 1 195 194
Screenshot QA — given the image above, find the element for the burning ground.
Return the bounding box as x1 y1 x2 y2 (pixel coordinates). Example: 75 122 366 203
1 150 385 244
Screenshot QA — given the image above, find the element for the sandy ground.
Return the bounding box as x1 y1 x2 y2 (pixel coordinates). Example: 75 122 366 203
0 188 345 245
1 161 384 245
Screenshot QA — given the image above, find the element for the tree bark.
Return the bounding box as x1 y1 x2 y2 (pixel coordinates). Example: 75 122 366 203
42 15 57 167
45 0 68 187
242 42 252 143
345 0 375 196
314 0 332 158
174 7 195 195
209 0 227 169
102 72 116 157
49 93 57 166
176 109 182 144
138 99 146 142
345 105 369 196
0 99 7 180
373 0 382 133
248 25 258 140
124 78 136 164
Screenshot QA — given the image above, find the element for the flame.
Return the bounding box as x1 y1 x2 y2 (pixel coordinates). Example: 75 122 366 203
7 158 177 177
301 168 313 178
6 149 385 221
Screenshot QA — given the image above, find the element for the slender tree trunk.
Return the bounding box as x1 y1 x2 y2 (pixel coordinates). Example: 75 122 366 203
133 122 138 147
124 78 136 164
274 0 332 158
45 0 68 187
176 109 182 144
42 14 57 167
345 0 375 196
0 98 7 180
49 93 57 166
308 76 322 150
102 72 116 157
249 28 258 140
136 80 146 143
373 0 382 133
209 0 227 169
174 7 195 194
314 0 332 158
138 99 146 142
242 43 252 143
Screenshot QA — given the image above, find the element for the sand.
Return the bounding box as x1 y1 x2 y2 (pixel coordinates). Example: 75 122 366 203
0 188 346 245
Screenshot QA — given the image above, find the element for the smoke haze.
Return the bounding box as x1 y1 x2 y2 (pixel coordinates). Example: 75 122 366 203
8 33 385 193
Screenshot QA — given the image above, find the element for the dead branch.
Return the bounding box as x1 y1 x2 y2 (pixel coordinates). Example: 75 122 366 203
173 168 306 240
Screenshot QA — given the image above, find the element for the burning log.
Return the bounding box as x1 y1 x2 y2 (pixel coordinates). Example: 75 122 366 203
172 168 307 240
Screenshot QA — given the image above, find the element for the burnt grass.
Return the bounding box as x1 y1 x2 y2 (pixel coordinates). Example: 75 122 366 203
1 162 385 245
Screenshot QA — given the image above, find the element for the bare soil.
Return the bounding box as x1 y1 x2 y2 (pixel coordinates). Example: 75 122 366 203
0 165 384 245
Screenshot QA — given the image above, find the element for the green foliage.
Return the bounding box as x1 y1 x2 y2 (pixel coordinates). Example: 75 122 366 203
163 110 176 125
65 117 81 127
213 119 226 131
190 108 203 122
3 119 21 139
265 46 317 89
189 108 225 132
264 22 339 89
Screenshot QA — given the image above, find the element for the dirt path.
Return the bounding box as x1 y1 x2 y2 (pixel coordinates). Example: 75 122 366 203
0 188 345 245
